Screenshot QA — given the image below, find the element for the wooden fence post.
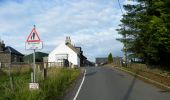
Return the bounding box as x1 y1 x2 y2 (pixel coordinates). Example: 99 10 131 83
31 72 33 83
43 63 47 80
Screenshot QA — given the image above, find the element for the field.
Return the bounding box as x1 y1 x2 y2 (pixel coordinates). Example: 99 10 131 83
0 66 80 100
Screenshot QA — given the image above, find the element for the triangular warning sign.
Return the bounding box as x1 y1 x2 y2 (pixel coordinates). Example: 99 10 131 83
27 27 41 42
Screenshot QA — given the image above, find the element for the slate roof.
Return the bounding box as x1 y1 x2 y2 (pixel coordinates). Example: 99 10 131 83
5 46 24 56
75 47 82 53
82 55 87 59
65 42 88 60
65 43 80 56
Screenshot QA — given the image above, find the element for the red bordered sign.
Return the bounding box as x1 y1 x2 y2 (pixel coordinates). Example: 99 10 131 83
25 27 43 50
27 27 41 42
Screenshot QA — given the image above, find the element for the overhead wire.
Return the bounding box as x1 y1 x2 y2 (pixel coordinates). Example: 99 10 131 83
117 0 128 67
117 0 124 15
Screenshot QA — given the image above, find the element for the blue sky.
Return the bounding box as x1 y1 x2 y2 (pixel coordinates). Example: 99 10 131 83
0 0 134 61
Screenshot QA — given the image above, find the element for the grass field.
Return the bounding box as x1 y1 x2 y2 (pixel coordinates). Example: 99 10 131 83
0 66 80 100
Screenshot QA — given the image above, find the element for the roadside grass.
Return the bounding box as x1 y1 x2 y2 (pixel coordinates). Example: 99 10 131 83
0 67 80 100
107 63 170 88
40 68 80 100
126 63 170 77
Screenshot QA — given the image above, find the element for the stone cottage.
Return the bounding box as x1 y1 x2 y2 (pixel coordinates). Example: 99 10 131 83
48 37 87 68
0 40 24 67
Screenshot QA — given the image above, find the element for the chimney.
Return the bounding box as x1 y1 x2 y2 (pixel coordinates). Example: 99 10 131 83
65 36 71 44
0 40 5 52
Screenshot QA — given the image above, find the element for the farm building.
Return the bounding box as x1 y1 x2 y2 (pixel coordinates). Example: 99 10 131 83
48 37 87 68
0 40 24 67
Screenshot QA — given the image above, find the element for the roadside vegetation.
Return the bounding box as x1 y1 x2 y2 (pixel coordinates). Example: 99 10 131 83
0 66 80 100
114 0 170 89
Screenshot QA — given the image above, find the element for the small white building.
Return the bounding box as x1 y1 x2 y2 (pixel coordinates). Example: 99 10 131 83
48 37 80 68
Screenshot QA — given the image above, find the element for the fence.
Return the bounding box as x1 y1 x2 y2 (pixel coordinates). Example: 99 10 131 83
0 61 70 68
0 61 74 79
0 61 74 89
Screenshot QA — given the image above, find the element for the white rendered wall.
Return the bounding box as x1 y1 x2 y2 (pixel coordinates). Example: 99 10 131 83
48 42 80 67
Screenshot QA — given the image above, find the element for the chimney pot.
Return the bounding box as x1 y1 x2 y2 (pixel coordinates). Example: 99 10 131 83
65 36 71 44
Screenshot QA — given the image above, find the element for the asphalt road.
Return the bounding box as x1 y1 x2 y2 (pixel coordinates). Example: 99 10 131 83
75 66 170 100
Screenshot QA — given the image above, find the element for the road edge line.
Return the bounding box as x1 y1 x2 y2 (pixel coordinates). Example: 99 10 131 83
73 69 86 100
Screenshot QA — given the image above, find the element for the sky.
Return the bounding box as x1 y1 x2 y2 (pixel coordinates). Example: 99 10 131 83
0 0 134 62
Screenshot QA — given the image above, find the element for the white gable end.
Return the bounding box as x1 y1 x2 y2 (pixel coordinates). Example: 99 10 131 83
48 42 80 67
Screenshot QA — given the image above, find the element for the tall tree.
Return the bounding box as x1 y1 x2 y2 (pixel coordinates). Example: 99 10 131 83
117 0 170 68
108 53 113 63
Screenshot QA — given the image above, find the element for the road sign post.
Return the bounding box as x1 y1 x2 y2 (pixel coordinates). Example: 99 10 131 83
33 49 35 82
26 25 43 89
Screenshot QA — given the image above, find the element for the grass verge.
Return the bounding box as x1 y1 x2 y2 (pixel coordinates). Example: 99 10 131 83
0 67 80 100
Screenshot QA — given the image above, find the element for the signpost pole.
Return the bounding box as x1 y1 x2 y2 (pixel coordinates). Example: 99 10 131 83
33 49 36 83
33 25 36 83
26 25 42 89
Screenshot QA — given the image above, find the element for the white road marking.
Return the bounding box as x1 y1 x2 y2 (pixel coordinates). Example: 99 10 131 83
73 69 86 100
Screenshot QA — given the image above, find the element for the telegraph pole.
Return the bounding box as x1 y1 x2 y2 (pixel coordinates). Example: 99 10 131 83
117 0 128 67
124 33 128 67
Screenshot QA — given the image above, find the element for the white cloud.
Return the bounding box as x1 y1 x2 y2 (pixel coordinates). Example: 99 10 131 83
0 0 123 61
123 0 138 5
72 27 123 61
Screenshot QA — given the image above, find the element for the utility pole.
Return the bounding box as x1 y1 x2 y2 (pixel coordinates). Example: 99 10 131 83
124 32 128 67
117 0 128 67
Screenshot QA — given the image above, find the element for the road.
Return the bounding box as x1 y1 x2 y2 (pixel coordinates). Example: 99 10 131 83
74 66 170 100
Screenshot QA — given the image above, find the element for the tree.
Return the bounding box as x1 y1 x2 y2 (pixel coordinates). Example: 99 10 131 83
108 53 113 63
116 0 170 68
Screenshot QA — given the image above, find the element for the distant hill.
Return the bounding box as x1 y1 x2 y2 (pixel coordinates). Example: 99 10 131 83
24 52 48 63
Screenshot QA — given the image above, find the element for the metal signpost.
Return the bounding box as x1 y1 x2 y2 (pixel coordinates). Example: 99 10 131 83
26 25 43 89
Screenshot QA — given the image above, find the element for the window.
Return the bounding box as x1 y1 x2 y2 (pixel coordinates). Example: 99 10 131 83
55 54 68 62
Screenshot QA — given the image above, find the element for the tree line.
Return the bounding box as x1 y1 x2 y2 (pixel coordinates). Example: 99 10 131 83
117 0 170 68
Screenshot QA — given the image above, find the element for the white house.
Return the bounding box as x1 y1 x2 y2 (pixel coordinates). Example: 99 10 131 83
48 37 80 68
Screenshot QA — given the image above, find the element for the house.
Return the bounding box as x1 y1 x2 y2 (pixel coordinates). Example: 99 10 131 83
75 46 87 66
95 56 123 66
0 40 24 67
24 52 48 63
95 57 108 65
48 37 86 68
84 60 95 66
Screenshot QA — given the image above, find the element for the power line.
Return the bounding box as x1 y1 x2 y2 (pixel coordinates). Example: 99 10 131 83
117 0 124 15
